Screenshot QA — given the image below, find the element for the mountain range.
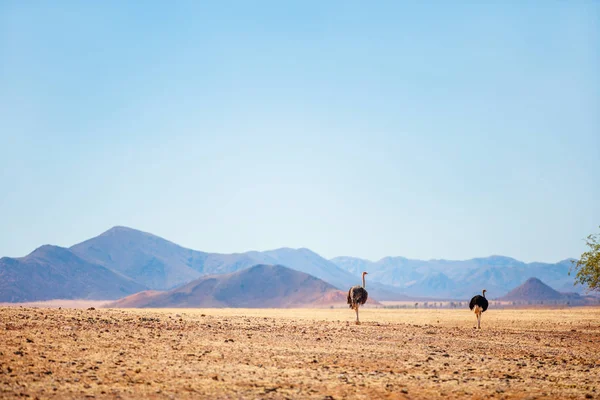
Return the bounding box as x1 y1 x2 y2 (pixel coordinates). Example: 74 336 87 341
68 226 407 300
108 264 362 308
330 255 580 299
0 226 584 303
0 245 145 302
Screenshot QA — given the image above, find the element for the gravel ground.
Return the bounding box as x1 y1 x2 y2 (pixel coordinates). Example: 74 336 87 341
1 306 598 399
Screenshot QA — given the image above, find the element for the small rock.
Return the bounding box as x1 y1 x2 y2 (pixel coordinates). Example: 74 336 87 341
401 388 408 394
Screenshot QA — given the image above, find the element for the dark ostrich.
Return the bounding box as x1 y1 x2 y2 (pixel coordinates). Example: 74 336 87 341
347 271 369 325
469 289 489 329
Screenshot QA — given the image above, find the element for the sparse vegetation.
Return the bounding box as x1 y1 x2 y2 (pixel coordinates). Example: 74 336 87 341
1 306 598 399
571 227 600 293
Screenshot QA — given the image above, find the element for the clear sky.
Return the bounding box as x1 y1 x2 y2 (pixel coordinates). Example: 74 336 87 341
1 1 599 263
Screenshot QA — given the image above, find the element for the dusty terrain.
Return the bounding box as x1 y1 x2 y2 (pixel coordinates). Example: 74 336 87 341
1 306 598 399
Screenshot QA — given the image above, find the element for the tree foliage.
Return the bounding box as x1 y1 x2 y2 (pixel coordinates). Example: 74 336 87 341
570 227 600 292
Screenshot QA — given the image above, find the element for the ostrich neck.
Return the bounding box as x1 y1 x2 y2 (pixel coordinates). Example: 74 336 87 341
362 275 366 289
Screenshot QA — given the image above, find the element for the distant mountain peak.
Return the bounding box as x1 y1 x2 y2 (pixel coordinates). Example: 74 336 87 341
379 256 408 262
269 246 306 253
0 245 147 302
31 244 59 253
330 256 372 262
471 255 519 263
265 247 323 258
28 244 73 258
108 263 344 308
498 277 569 301
524 277 544 284
100 226 154 237
84 225 184 249
558 258 577 265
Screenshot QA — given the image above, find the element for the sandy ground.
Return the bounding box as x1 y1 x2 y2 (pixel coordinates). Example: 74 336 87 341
0 306 598 399
0 300 111 309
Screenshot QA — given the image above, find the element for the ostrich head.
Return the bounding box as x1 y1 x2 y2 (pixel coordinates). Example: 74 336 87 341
362 271 368 277
482 289 487 297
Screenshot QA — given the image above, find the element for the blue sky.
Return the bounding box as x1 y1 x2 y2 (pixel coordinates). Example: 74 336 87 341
1 1 598 262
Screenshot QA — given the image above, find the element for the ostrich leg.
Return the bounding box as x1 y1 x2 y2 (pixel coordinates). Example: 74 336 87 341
355 307 360 325
477 311 481 329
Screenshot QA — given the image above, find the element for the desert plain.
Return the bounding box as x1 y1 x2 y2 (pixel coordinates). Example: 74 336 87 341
1 306 599 399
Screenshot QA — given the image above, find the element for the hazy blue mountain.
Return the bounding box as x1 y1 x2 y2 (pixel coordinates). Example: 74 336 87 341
331 255 581 299
70 226 268 290
403 272 458 297
70 227 407 299
1 226 581 302
0 245 146 302
328 256 371 276
259 248 409 301
261 247 360 290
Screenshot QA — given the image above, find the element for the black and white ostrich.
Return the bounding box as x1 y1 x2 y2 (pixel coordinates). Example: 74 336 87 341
347 271 368 325
469 289 489 329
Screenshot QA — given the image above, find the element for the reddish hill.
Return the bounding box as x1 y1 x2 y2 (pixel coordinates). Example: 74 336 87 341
107 264 371 308
498 277 583 302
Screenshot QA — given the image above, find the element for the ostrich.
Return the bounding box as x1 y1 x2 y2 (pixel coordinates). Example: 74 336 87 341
347 272 369 325
469 289 489 329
